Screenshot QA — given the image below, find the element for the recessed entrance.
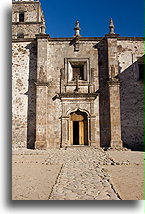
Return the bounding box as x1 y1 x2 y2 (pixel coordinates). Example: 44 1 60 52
70 110 88 146
73 121 79 145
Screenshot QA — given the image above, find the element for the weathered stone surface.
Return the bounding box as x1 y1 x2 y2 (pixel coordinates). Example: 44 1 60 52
12 41 37 148
12 154 62 200
117 40 144 149
106 35 122 147
12 1 44 39
44 147 120 200
12 148 143 200
12 1 144 150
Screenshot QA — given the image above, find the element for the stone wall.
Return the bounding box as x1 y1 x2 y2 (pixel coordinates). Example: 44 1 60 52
96 38 110 147
12 37 144 150
12 1 43 38
12 41 37 148
12 24 41 39
45 40 100 148
117 39 144 149
12 2 41 22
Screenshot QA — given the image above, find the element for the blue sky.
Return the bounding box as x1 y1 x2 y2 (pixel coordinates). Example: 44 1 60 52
40 0 143 38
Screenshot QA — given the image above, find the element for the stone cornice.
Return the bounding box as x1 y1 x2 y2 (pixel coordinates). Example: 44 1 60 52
105 34 119 38
48 36 143 42
34 82 50 86
12 34 144 42
12 36 143 43
58 92 99 99
118 37 144 41
12 22 42 25
12 1 40 5
49 37 103 42
35 34 50 39
12 38 36 42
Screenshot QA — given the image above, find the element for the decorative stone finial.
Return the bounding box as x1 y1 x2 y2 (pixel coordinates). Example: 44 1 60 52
40 14 46 34
74 20 81 37
109 18 115 34
40 24 46 34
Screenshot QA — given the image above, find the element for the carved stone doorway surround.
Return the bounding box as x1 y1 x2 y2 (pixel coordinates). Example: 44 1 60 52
69 110 88 146
61 108 100 148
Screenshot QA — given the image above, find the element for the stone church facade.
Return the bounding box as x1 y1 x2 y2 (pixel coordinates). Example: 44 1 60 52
12 0 144 150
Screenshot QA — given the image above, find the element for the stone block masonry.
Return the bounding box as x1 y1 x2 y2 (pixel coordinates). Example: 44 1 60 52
12 0 144 150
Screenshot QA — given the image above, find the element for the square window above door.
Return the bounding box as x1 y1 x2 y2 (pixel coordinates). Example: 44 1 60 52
64 58 90 85
72 65 84 81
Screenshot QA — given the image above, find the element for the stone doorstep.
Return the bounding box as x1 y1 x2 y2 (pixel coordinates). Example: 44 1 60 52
35 141 48 150
66 145 89 148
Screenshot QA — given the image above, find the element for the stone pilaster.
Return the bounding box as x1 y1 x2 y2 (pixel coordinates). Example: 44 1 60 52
106 33 122 148
61 117 69 147
35 36 49 149
90 117 98 147
108 80 122 147
35 84 48 149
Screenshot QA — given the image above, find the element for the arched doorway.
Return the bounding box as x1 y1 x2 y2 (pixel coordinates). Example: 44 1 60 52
69 110 88 146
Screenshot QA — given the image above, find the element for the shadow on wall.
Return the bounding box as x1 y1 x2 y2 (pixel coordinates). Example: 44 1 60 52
94 39 111 147
95 40 144 151
24 38 144 151
26 41 37 149
119 55 144 151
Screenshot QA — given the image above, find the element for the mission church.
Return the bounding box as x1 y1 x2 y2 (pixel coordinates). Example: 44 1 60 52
12 0 144 150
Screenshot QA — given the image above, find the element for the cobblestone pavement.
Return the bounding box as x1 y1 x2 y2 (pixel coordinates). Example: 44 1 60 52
40 147 121 200
12 147 143 200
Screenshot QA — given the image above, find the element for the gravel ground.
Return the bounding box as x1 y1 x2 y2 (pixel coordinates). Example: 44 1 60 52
104 150 144 200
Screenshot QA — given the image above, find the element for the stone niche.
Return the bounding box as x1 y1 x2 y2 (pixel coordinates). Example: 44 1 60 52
65 58 90 84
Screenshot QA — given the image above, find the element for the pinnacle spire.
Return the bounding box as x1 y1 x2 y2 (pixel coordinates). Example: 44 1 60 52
109 18 115 34
74 20 81 37
40 14 46 34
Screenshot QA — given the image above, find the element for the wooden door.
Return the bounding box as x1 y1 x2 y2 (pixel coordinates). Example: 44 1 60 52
79 121 84 145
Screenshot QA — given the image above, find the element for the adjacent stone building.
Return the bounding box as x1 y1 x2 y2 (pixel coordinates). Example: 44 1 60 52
12 0 144 150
